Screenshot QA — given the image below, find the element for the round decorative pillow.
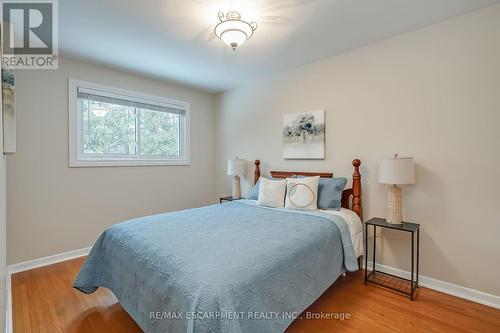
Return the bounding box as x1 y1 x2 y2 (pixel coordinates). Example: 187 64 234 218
288 183 315 208
285 176 320 211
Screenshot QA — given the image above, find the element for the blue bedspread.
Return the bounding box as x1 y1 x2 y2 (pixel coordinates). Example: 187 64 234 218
73 201 358 333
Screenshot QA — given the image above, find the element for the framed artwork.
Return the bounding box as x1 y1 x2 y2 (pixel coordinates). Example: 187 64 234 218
283 110 325 159
2 69 16 153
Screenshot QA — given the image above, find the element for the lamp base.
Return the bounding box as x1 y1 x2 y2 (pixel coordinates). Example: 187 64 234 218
232 176 241 199
386 185 403 224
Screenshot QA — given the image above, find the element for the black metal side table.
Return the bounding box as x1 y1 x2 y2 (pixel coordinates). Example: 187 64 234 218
219 196 240 203
364 217 420 300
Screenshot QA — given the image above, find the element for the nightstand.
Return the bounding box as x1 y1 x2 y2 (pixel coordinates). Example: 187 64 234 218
219 196 240 203
364 217 420 300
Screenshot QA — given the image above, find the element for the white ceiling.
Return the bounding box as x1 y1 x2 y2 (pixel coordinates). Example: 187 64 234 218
60 0 500 92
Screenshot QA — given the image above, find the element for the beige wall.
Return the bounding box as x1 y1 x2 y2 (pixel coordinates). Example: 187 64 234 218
7 56 216 264
215 5 500 296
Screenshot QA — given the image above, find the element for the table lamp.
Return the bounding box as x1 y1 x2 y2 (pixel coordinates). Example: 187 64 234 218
378 154 415 224
227 157 247 199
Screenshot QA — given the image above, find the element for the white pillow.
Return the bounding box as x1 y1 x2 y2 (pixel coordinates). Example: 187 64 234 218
285 176 320 211
257 178 287 208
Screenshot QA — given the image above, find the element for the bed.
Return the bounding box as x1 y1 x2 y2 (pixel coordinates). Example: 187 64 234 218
73 159 363 333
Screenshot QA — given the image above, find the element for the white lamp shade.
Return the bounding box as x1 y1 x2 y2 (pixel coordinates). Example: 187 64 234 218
227 159 247 176
379 157 415 185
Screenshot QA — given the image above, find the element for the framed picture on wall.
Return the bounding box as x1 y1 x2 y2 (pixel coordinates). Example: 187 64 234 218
2 68 16 154
283 110 325 159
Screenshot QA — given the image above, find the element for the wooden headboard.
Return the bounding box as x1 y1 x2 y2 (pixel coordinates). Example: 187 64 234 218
253 159 362 220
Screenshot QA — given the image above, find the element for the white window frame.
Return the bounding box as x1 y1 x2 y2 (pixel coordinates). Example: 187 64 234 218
68 79 191 167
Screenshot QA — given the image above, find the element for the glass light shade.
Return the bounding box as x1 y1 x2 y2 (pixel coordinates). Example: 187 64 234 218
215 19 255 49
379 157 415 185
220 30 247 48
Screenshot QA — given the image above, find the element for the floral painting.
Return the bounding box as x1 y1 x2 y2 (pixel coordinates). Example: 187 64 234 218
283 110 325 159
2 69 15 153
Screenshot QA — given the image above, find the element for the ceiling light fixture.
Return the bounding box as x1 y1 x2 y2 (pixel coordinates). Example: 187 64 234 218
214 11 257 50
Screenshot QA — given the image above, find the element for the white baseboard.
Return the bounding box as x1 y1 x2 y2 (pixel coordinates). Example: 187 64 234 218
7 247 91 275
5 247 91 333
364 260 500 309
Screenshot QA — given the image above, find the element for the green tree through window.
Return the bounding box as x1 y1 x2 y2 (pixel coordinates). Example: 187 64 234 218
80 100 181 157
139 108 180 156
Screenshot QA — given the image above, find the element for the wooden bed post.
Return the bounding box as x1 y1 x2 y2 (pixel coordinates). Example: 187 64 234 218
254 160 261 185
352 159 362 220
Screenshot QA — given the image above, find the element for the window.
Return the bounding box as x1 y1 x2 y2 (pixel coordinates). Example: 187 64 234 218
69 79 190 166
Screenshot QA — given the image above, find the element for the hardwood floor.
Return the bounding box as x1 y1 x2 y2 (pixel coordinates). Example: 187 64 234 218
12 257 500 333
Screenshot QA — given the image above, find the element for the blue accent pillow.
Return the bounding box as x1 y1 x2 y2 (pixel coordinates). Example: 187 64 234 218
317 177 347 210
248 179 261 200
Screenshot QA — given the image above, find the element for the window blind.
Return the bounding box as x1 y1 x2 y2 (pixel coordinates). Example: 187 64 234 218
77 87 186 116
